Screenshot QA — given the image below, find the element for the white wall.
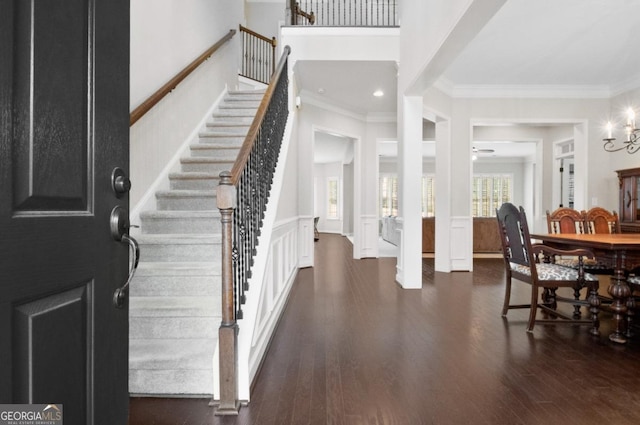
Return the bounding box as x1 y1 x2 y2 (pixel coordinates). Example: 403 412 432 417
245 1 285 39
130 0 243 110
275 112 299 220
129 1 244 211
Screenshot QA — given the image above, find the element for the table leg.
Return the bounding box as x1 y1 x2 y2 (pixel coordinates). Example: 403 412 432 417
588 281 600 337
626 295 636 338
608 270 631 343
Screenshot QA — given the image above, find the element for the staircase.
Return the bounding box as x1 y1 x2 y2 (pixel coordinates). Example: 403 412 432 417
128 89 264 395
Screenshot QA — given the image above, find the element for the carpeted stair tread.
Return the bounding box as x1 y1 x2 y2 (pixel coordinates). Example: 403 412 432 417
141 210 220 218
135 234 221 244
129 338 216 370
135 261 220 275
130 296 218 317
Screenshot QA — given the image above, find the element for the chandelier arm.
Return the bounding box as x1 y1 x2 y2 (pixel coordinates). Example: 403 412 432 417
603 138 640 154
628 142 640 154
603 138 627 153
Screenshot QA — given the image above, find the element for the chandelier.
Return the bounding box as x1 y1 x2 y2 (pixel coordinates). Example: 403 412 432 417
603 108 640 154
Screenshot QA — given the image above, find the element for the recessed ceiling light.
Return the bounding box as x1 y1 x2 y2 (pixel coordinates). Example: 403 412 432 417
373 90 384 97
318 88 325 94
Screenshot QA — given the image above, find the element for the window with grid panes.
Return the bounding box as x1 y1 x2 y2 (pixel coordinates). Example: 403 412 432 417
327 177 339 219
472 174 512 217
421 176 435 217
379 175 435 217
379 175 398 216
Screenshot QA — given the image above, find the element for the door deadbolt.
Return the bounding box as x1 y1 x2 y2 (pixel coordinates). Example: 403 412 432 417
111 167 131 198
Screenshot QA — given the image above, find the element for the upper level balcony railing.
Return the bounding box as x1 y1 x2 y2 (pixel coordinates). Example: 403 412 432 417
291 0 398 27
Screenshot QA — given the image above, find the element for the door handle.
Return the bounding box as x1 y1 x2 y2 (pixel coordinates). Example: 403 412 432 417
110 205 140 308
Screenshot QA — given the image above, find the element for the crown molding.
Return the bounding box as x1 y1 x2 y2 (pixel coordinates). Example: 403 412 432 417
610 73 640 97
300 89 396 123
434 77 612 99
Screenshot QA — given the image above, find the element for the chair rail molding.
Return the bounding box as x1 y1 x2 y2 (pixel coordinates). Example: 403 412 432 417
451 216 473 271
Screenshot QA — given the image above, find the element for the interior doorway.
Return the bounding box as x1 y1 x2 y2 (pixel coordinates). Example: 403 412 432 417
312 128 357 252
554 139 575 209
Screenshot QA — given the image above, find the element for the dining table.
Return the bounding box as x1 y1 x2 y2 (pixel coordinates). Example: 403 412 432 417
529 232 640 344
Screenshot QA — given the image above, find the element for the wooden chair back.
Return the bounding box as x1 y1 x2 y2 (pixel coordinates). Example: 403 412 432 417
497 202 534 269
546 207 585 234
584 207 620 234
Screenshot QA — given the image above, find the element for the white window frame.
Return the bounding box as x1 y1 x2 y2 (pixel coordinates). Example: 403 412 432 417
421 175 435 218
472 173 514 218
379 173 398 217
327 177 341 220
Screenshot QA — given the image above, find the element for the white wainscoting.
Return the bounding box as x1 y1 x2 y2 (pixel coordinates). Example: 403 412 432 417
298 215 315 268
450 216 472 271
248 218 299 385
359 215 379 258
230 217 300 401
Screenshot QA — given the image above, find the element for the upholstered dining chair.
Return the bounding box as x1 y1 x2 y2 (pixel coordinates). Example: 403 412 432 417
546 207 612 276
497 203 600 334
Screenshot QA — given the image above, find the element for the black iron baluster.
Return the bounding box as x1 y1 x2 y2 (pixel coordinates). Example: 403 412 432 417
366 0 369 26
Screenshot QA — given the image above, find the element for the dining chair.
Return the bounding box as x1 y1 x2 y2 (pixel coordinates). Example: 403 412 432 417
497 203 600 334
546 207 611 276
546 207 585 234
584 207 621 234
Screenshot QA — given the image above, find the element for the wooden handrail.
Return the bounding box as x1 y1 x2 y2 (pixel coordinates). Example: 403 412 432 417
230 45 291 184
294 2 316 25
239 25 276 46
129 29 236 126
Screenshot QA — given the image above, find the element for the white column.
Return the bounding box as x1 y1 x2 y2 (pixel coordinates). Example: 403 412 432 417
397 95 423 288
434 117 452 272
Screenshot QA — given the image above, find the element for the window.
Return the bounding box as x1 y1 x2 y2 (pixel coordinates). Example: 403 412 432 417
379 175 398 216
379 175 435 217
379 174 511 218
472 174 512 217
327 177 340 219
421 176 435 217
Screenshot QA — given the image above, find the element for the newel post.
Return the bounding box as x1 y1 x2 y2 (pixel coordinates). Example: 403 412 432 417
214 171 240 415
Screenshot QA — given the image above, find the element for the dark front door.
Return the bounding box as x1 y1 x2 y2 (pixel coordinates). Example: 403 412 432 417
0 0 130 424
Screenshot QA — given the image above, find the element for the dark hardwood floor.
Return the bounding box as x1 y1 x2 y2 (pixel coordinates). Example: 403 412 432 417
129 233 640 425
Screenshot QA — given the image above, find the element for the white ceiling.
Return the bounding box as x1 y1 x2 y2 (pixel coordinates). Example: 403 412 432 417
301 0 640 162
296 60 398 115
443 0 640 93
